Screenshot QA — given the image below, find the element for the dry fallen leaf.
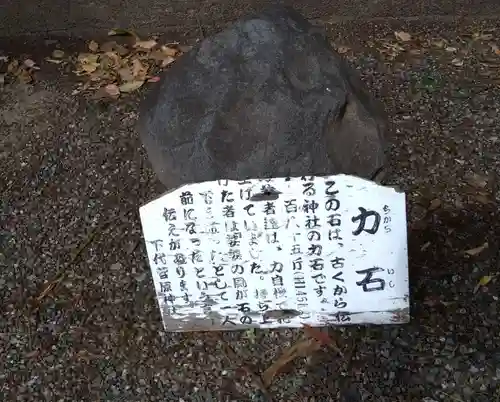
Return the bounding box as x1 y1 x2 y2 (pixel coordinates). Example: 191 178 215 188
100 41 117 53
88 40 99 52
23 59 39 69
99 51 121 70
108 28 139 39
451 58 464 67
465 242 488 256
117 67 134 82
262 338 321 386
395 31 412 42
118 80 144 93
465 173 489 189
134 39 158 50
428 198 441 212
473 193 494 205
76 53 101 74
161 45 178 57
68 34 183 97
77 53 100 66
474 33 494 41
45 58 64 64
131 59 148 80
7 59 19 73
0 73 5 86
474 275 495 293
336 46 350 54
18 69 34 84
161 56 176 68
432 39 447 48
52 49 65 58
104 83 120 97
303 323 343 356
445 46 458 52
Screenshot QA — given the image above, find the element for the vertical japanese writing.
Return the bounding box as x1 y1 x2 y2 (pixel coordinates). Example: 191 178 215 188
325 180 343 247
149 238 176 312
331 257 350 323
383 204 391 233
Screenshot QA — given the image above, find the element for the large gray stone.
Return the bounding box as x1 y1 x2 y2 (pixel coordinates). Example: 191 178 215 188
138 6 387 189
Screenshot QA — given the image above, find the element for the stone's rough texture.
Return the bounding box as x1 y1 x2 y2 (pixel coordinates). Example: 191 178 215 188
139 6 387 189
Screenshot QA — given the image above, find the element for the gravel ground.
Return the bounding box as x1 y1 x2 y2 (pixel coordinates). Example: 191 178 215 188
1 18 500 402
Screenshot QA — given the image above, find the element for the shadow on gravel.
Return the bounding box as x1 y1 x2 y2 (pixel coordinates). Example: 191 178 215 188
290 201 500 401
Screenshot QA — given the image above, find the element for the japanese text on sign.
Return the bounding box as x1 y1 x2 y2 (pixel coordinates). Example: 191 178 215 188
139 174 409 331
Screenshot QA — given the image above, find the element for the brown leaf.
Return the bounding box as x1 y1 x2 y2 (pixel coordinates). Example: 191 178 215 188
451 58 464 67
45 58 64 64
394 31 412 42
161 56 176 68
262 338 321 386
465 173 489 189
81 62 99 74
77 53 99 64
134 39 158 50
303 323 343 356
116 44 130 56
334 45 350 54
147 76 160 83
23 59 39 70
473 193 494 205
118 67 134 82
465 242 488 256
149 50 176 67
161 45 178 57
18 69 33 84
179 45 193 53
88 40 99 52
432 39 447 48
100 41 118 53
428 198 441 212
103 83 120 97
52 49 65 58
118 80 144 93
100 52 121 70
474 33 494 41
108 28 139 39
131 59 148 80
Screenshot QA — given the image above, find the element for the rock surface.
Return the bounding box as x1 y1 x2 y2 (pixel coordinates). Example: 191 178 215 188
139 6 387 189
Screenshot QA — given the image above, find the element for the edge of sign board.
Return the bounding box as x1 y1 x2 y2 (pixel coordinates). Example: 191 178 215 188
139 174 405 211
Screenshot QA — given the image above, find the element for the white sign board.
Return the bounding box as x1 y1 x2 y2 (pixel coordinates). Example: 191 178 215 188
139 175 409 331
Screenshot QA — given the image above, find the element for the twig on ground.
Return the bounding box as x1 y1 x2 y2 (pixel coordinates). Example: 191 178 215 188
32 220 110 308
302 324 344 357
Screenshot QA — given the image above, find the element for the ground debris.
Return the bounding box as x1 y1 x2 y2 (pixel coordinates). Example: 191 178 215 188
0 56 38 84
262 337 321 387
464 242 488 256
53 32 186 97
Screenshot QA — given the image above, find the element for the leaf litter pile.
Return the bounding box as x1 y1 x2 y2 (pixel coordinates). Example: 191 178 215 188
66 30 190 98
0 29 189 98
